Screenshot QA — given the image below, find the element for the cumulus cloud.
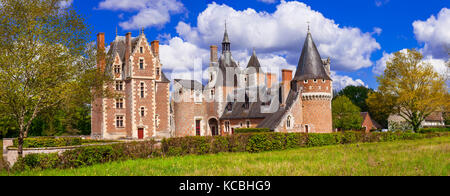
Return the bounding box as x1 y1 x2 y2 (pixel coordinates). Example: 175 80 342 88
331 71 367 91
373 49 448 77
413 8 450 59
159 37 209 70
175 1 380 72
98 0 184 30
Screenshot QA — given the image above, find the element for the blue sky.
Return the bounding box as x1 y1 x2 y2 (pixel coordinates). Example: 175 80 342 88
70 0 449 90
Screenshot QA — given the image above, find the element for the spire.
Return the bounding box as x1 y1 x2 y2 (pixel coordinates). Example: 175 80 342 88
222 21 231 53
247 48 262 71
293 31 331 81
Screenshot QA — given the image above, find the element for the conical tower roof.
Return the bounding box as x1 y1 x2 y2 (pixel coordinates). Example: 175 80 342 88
293 32 331 81
246 49 263 73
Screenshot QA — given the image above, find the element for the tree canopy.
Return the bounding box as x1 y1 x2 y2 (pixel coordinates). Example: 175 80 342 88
367 49 449 132
332 96 363 131
0 0 111 156
336 85 373 113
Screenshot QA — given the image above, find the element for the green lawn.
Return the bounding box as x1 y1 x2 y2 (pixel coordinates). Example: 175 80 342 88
4 136 450 176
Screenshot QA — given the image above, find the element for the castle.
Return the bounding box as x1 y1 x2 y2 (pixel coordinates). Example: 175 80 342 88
91 26 333 140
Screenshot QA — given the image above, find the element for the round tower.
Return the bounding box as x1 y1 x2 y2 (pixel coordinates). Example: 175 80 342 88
292 32 333 133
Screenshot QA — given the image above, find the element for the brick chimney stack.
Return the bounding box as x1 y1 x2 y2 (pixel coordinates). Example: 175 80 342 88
281 69 293 104
266 73 276 88
210 45 218 66
96 32 105 71
124 32 132 76
151 40 160 57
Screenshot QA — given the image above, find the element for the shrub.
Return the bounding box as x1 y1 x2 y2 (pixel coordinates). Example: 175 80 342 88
12 137 82 148
417 127 450 134
235 128 272 134
13 140 159 171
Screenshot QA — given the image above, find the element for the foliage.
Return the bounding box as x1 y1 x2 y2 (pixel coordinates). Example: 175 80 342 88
10 136 450 176
336 85 374 112
0 0 114 156
369 49 449 132
234 128 272 134
12 131 450 171
13 140 159 170
417 127 450 134
332 96 363 131
12 137 82 148
367 91 393 128
388 120 413 132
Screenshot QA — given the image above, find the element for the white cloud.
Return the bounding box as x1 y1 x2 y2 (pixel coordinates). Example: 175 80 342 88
59 0 73 9
258 0 278 4
375 0 390 7
98 0 184 30
176 1 380 72
331 71 367 91
413 8 450 58
159 37 209 71
373 49 449 77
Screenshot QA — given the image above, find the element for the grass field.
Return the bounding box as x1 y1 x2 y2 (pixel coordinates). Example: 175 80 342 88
3 136 450 176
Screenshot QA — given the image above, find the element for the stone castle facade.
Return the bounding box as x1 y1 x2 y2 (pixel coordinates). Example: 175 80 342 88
92 26 333 140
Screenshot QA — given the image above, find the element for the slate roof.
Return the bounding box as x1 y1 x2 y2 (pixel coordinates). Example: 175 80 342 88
220 86 279 120
174 79 204 90
246 50 263 74
257 90 301 130
293 32 331 81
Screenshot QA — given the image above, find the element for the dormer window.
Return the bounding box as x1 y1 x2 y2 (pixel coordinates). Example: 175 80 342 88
226 102 233 111
140 47 143 54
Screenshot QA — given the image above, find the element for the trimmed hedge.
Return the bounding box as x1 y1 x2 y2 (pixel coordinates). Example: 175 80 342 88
13 140 160 171
417 127 450 134
13 131 450 171
234 128 272 134
12 137 82 148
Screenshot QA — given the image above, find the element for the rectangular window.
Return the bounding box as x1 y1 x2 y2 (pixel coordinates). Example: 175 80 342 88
140 107 145 117
114 65 121 74
116 116 124 128
140 47 143 54
140 59 144 69
140 83 145 98
196 120 201 136
225 121 230 132
116 99 124 109
116 81 123 91
246 120 250 128
156 68 160 76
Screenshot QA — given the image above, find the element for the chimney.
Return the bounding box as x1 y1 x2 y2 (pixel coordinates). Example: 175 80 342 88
151 40 160 57
96 32 105 71
266 73 276 88
210 45 218 66
281 69 293 104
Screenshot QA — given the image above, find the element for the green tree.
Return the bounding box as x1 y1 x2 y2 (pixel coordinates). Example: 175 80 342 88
336 85 373 112
368 49 449 132
332 96 363 131
0 0 111 157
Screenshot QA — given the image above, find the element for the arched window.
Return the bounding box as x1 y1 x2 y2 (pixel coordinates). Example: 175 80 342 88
287 116 292 128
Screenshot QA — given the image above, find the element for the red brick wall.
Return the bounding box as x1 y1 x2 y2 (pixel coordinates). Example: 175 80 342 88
156 82 170 133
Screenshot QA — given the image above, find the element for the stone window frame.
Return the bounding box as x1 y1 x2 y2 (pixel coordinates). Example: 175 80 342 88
115 115 125 128
286 115 294 129
140 106 145 117
194 90 202 104
322 79 326 83
224 121 231 133
115 98 124 109
195 118 203 136
304 80 308 84
114 64 121 74
140 47 143 54
246 120 251 128
115 81 124 91
313 79 318 83
139 57 145 70
155 114 160 128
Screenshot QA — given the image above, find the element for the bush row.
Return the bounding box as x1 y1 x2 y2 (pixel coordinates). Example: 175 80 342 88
14 131 449 171
13 137 83 148
161 131 449 154
234 128 272 134
13 140 159 171
417 127 450 134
